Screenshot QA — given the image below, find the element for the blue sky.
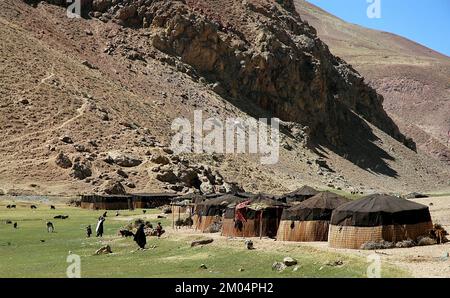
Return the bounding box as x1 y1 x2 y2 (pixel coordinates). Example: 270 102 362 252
306 0 450 57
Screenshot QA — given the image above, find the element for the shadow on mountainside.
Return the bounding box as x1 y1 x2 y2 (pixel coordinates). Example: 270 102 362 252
227 94 399 178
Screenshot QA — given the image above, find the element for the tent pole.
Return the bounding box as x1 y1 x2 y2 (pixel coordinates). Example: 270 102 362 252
259 210 263 239
172 203 175 230
178 206 181 229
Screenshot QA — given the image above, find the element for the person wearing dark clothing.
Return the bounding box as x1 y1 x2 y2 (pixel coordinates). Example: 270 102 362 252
96 217 105 237
156 222 164 238
86 225 92 237
134 223 146 249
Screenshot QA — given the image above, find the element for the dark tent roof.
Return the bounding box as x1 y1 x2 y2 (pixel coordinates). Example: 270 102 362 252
202 194 246 206
197 194 247 216
330 194 432 227
247 193 288 210
281 186 319 202
172 193 205 204
281 191 350 221
223 194 288 219
81 194 132 203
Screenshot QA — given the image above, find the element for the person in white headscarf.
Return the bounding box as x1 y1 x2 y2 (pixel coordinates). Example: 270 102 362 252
96 216 105 237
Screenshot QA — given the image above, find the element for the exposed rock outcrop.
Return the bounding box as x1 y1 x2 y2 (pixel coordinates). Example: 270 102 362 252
100 179 126 195
71 157 92 180
27 0 416 156
106 151 142 167
55 152 72 169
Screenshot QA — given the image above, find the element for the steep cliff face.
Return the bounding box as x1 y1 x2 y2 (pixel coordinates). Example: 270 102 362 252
25 0 415 151
297 0 449 164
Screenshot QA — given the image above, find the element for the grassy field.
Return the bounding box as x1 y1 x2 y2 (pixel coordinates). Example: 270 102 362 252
0 199 408 278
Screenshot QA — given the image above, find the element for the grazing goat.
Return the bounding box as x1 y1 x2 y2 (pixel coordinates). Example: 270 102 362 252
30 205 37 209
53 215 69 219
50 205 56 210
10 205 16 209
118 229 134 237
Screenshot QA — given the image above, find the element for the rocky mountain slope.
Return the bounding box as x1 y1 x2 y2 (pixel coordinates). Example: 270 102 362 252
296 0 450 164
0 0 448 196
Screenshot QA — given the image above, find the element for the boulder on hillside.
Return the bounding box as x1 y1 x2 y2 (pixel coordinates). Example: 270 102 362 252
100 179 126 195
151 154 170 165
156 170 179 184
55 152 72 169
200 181 214 194
178 168 200 187
116 169 129 178
71 158 92 180
60 135 73 144
107 151 142 167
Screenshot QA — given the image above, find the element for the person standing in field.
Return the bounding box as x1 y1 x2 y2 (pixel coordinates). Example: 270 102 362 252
156 222 164 238
46 221 54 233
96 216 105 237
133 223 146 249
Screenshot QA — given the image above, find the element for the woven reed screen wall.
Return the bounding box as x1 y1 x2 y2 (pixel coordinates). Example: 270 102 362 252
195 215 221 232
276 220 330 241
221 216 281 238
172 206 189 218
328 221 433 249
222 218 260 237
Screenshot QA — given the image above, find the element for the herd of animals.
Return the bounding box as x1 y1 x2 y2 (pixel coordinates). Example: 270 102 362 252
3 203 165 250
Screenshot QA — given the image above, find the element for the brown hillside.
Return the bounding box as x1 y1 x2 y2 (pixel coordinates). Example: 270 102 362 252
0 0 448 196
296 0 450 164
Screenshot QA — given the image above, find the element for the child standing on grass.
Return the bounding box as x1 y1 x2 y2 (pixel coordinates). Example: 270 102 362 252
156 222 164 238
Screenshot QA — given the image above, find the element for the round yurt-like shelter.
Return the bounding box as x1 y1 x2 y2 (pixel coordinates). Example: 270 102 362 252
329 194 433 249
194 194 246 232
281 185 319 204
221 194 288 238
277 191 350 242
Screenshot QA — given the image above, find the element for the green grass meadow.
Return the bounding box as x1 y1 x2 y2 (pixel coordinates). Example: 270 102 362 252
0 200 408 278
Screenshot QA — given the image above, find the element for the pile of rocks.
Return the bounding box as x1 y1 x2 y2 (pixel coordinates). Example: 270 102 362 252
151 150 240 195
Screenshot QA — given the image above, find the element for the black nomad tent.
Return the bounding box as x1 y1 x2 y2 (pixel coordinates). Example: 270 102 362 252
277 191 350 241
328 194 433 248
280 186 319 204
